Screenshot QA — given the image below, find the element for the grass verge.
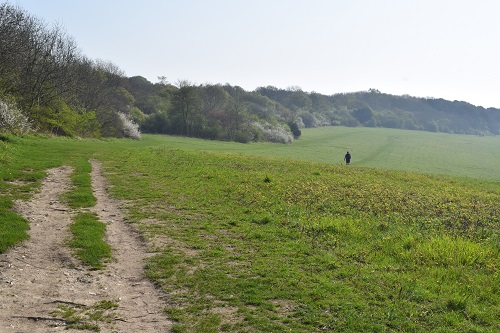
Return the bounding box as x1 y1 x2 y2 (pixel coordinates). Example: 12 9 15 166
0 198 29 252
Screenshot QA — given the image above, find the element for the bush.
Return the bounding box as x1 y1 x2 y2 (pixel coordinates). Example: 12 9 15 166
288 122 302 138
252 121 293 143
118 112 142 140
0 100 35 135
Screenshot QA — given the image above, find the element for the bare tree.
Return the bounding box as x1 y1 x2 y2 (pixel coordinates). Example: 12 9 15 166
0 2 131 138
0 3 32 93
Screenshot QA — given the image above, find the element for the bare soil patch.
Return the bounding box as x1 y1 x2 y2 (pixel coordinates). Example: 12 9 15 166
0 162 172 332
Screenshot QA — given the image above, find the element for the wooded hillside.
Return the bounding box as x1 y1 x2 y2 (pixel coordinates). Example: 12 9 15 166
1 3 499 141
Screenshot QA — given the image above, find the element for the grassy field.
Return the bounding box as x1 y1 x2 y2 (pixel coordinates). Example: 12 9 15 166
1 128 499 332
137 127 500 181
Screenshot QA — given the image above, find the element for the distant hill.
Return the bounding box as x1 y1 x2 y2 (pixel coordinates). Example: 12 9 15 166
124 79 500 143
256 87 500 135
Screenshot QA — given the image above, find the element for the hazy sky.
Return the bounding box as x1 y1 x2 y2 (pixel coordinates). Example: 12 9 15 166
13 0 500 108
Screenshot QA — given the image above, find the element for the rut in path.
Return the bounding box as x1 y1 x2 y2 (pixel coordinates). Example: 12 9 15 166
0 161 172 332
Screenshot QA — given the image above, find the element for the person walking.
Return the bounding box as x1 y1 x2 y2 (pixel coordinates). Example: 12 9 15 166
344 151 351 165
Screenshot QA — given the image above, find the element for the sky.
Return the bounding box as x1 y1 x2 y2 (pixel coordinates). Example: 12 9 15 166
12 0 500 108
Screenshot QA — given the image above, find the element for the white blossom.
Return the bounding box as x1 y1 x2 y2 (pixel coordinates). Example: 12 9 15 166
118 112 142 140
0 100 35 135
252 121 293 143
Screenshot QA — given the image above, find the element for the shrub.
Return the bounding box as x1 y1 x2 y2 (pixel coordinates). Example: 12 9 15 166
252 121 293 143
0 100 35 135
118 112 142 140
288 122 302 138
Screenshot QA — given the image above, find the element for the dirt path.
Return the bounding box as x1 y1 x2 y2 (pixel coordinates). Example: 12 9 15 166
0 162 172 332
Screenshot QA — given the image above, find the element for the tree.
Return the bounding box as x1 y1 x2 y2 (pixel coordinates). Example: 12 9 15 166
352 106 376 126
0 3 141 139
286 89 312 111
225 98 248 141
172 80 200 135
199 84 229 115
297 110 317 128
18 22 78 113
0 3 26 89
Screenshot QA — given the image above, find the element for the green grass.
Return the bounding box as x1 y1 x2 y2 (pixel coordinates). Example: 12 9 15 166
0 198 30 252
69 212 111 270
63 157 107 268
101 147 498 332
0 134 76 252
0 135 104 266
64 157 97 208
1 128 499 332
135 127 500 181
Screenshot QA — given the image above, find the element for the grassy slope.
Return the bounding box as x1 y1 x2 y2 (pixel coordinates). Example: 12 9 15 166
137 127 500 181
95 130 499 332
101 148 498 333
1 129 499 332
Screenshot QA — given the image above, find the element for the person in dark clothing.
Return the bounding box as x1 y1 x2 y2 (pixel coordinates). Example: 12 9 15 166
344 151 351 165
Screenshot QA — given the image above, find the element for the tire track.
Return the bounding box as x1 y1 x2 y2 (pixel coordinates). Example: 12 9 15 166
0 163 172 332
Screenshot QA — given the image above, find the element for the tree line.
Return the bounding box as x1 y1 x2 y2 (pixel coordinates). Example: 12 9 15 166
124 77 298 143
120 79 500 143
2 3 499 141
0 2 297 142
256 87 500 135
0 3 139 138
